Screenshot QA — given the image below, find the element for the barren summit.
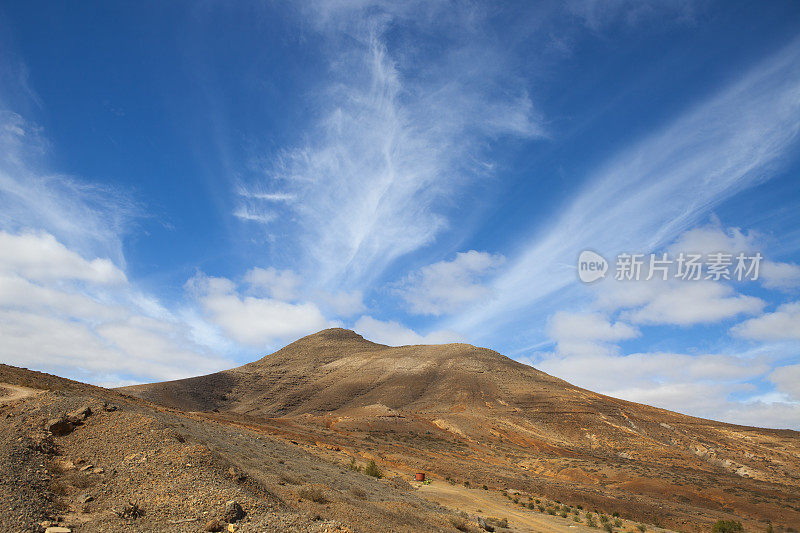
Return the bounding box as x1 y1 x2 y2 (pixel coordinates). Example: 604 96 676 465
119 329 800 532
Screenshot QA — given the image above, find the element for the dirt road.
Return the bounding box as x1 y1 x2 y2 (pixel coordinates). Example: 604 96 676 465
0 382 42 405
416 480 659 533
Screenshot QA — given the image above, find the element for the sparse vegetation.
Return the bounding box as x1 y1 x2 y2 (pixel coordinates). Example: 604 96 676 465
613 518 622 527
364 460 383 478
637 524 647 533
482 484 488 490
712 520 744 533
299 486 329 504
347 457 361 472
116 501 144 519
449 516 471 532
603 522 614 533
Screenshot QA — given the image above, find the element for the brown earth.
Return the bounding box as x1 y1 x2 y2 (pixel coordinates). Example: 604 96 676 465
120 328 800 532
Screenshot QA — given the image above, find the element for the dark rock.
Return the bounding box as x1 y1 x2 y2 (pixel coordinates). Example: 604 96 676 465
477 516 495 532
116 502 144 519
46 418 74 436
223 500 245 523
228 467 246 483
204 519 223 532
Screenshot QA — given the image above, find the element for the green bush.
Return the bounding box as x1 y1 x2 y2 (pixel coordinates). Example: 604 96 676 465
636 525 646 533
364 460 383 478
613 518 622 527
603 523 614 533
712 520 744 533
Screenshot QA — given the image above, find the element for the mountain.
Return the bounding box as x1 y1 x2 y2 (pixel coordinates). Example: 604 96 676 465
121 329 800 532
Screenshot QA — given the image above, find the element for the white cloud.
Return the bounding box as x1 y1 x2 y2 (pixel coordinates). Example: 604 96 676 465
667 223 800 291
761 261 800 290
0 230 126 284
622 281 764 326
399 250 505 316
732 302 800 341
0 231 232 383
187 271 330 348
317 289 366 317
353 315 463 346
547 311 638 356
244 267 302 301
770 363 800 401
531 349 800 429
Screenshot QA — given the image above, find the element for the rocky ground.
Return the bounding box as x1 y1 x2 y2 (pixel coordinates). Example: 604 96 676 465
0 365 469 532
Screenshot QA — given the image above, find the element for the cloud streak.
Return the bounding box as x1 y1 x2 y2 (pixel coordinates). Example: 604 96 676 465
448 38 800 341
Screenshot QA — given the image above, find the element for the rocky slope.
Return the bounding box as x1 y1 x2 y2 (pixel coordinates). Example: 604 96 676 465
121 329 800 532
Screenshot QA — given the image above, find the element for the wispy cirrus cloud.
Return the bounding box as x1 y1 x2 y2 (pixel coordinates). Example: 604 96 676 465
235 2 544 292
448 38 800 341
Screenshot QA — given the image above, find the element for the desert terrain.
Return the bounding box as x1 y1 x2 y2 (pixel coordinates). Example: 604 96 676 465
2 329 798 532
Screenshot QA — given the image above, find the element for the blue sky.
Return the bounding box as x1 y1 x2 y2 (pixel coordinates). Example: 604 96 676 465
1 1 799 428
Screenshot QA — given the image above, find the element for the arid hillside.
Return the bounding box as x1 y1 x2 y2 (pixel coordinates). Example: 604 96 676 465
121 329 800 532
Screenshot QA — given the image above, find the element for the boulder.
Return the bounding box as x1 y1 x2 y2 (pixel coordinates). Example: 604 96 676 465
47 417 74 436
204 519 223 532
66 406 91 424
223 500 245 523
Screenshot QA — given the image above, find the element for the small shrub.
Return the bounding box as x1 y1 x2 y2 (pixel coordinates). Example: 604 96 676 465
712 520 744 533
537 505 545 512
449 517 470 532
560 511 568 518
364 460 383 478
535 498 541 504
347 457 361 472
116 501 144 519
603 523 613 533
547 507 556 515
574 514 581 522
612 511 620 518
464 481 470 488
299 486 328 504
482 484 488 490
636 525 646 532
613 518 622 527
